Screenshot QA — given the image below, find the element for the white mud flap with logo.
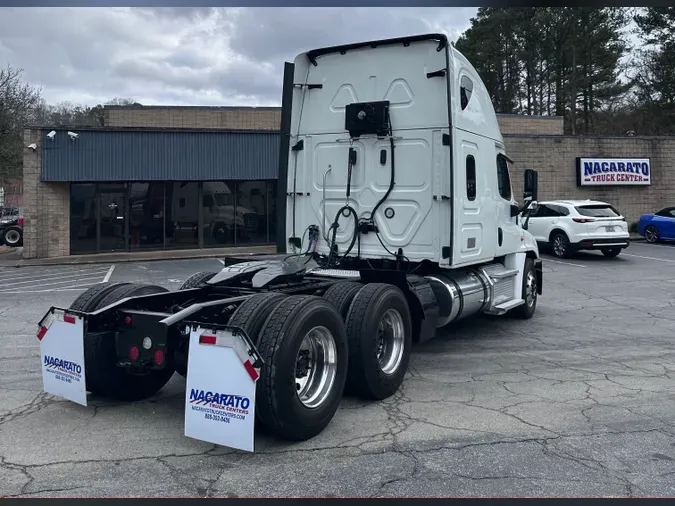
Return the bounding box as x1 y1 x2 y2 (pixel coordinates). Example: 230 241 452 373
184 326 262 452
37 308 88 406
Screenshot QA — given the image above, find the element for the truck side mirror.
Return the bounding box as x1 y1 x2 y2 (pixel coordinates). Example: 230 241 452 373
523 169 538 203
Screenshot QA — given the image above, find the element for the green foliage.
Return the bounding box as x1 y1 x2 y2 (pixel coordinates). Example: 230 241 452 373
455 8 630 134
0 64 137 182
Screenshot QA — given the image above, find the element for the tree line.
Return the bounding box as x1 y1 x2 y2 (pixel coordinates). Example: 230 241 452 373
2 7 675 182
0 63 137 181
454 7 675 136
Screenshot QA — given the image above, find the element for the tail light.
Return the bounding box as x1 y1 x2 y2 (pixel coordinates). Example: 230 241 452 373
17 217 24 227
154 349 165 365
129 346 140 361
573 218 595 223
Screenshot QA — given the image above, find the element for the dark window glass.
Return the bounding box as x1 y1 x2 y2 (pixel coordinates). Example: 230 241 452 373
655 207 675 217
557 206 570 216
533 205 558 218
575 205 620 218
466 155 476 201
267 180 277 245
460 75 473 111
165 182 199 250
70 183 98 254
98 184 127 253
203 181 235 247
496 154 512 201
129 182 165 250
236 181 268 245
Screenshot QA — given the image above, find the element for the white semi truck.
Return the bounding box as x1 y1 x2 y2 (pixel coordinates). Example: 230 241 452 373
36 33 542 452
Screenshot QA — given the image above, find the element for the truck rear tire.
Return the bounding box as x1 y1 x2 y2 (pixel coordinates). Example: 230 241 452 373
179 271 216 290
509 257 537 320
344 283 412 400
227 292 288 345
84 283 175 402
255 295 348 441
322 281 363 319
69 282 131 312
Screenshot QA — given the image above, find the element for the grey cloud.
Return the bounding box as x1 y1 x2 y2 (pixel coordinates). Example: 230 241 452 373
227 8 437 64
0 7 476 107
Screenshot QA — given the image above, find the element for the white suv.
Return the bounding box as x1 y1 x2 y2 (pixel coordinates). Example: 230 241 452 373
523 200 630 259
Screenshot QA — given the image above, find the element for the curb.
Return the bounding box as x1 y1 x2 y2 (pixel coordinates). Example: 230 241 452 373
0 246 276 268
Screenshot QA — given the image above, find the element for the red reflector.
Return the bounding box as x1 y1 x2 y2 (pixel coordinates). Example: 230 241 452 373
37 326 48 341
124 316 132 325
129 346 140 361
63 314 76 324
154 349 165 365
244 360 259 382
199 335 217 345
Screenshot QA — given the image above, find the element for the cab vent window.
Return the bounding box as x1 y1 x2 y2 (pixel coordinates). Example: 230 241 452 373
460 76 473 111
466 155 476 201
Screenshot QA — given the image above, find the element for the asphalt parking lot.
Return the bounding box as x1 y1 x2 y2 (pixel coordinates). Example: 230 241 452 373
1 241 675 497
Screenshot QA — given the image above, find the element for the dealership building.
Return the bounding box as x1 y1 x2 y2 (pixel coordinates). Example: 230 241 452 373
22 104 674 260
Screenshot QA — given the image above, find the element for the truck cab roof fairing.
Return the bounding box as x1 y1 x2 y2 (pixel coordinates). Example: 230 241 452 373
303 33 449 66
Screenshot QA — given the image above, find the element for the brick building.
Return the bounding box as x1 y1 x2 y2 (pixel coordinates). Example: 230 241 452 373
22 105 673 260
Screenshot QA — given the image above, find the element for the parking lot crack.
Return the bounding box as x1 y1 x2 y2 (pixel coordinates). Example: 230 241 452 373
0 392 57 427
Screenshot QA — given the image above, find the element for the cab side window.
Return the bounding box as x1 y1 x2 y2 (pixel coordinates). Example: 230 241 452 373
460 76 473 111
496 154 512 201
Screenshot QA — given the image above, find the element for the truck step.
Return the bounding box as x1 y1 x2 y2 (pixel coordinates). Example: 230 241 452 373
480 264 519 280
307 268 360 278
478 263 519 312
484 298 525 315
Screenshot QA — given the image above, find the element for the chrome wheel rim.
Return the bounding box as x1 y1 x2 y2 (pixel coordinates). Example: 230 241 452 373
4 229 20 245
645 227 657 243
295 326 337 409
377 309 405 375
553 236 565 257
525 270 537 307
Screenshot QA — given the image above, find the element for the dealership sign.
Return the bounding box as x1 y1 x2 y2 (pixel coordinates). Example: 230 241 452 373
576 157 651 186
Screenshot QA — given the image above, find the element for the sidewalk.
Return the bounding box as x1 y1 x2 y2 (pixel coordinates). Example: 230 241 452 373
0 245 276 268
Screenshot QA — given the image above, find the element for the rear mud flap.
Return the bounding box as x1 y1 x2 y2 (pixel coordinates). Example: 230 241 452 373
534 258 543 295
37 308 88 406
184 326 263 452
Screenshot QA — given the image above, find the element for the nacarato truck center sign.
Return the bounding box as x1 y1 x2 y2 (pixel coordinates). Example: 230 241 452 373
576 157 651 186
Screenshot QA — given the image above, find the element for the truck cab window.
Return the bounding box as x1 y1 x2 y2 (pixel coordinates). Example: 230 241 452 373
460 76 473 111
496 154 512 201
466 155 476 201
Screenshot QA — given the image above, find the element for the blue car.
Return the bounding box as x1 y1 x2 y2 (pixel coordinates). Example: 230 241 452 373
638 207 675 243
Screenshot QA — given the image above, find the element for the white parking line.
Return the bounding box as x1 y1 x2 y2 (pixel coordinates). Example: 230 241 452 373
102 265 116 283
217 258 225 265
0 284 103 294
0 267 110 284
0 274 107 292
542 257 587 268
622 253 675 264
0 272 109 288
0 264 115 295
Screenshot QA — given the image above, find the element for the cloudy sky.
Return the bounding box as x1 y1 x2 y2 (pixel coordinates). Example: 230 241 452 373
0 7 477 108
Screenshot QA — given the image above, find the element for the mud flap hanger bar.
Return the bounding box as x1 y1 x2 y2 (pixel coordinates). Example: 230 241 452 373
186 322 265 371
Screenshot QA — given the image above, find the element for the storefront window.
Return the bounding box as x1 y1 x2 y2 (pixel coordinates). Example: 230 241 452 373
267 180 277 245
203 181 235 247
165 182 199 249
236 181 268 245
129 182 165 250
70 183 98 254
